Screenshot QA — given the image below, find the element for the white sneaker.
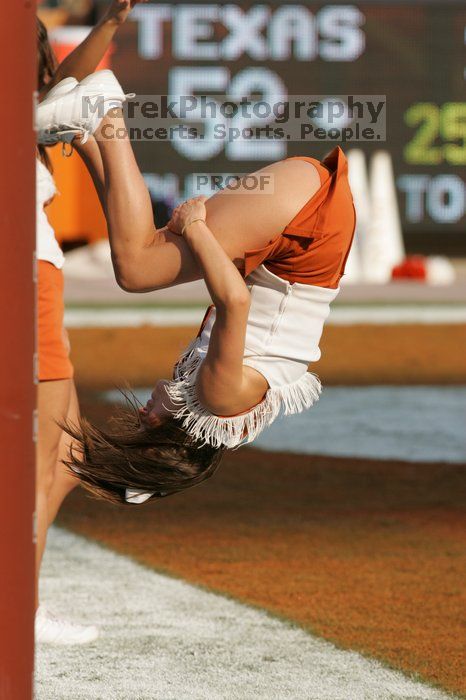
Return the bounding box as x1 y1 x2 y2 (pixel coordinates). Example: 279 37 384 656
36 69 133 145
35 605 99 645
36 77 79 145
41 76 79 101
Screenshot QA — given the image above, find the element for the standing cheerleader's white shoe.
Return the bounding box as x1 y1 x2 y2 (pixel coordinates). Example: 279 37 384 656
36 69 134 146
35 605 99 645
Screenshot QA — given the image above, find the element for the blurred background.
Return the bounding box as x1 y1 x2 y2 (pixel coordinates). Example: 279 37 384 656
36 3 465 699
39 0 466 276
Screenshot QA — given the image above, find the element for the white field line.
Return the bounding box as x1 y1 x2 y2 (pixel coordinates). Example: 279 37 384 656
65 307 205 328
36 527 456 700
64 305 466 328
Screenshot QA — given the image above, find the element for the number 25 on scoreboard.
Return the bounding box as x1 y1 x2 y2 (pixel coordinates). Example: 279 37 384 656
404 102 466 166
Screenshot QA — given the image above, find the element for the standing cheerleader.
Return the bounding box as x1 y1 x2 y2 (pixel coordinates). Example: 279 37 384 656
35 1 146 644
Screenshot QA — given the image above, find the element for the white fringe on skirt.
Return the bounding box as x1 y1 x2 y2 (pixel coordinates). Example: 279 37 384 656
165 347 322 449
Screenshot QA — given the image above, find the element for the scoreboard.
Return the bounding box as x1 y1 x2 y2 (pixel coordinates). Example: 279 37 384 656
108 1 466 254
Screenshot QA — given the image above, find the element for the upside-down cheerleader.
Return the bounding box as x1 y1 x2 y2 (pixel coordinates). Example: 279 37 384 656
36 71 355 505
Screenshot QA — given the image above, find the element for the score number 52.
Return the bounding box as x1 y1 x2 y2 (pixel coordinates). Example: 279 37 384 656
404 102 466 165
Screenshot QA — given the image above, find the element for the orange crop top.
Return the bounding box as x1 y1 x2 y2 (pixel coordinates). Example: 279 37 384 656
243 146 356 289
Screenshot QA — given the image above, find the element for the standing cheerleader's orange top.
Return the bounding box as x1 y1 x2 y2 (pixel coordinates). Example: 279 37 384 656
244 146 356 288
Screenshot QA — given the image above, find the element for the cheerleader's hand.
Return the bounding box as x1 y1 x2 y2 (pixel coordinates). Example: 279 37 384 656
103 0 149 26
168 196 208 237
